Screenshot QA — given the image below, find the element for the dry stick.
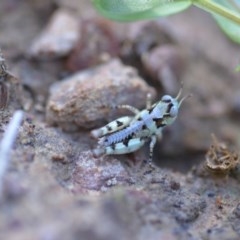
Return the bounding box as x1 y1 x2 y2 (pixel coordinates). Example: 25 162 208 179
0 110 24 196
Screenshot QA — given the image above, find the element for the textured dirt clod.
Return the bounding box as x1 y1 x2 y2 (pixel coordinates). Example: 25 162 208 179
72 151 131 193
46 59 156 130
1 71 28 112
1 1 240 239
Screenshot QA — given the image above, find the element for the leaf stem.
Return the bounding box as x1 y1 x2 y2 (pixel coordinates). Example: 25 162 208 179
193 0 240 24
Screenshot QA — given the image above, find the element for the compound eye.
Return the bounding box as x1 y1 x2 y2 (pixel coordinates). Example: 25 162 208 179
161 95 172 103
169 105 178 117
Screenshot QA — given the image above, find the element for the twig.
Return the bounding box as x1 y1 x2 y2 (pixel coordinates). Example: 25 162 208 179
0 110 24 195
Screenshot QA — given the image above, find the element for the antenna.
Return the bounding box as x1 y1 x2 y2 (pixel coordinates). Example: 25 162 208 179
175 81 184 100
179 93 192 107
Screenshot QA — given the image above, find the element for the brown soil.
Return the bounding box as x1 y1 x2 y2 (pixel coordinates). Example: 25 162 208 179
0 1 240 239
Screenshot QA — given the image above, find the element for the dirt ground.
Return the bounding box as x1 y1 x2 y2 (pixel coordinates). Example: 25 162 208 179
0 1 240 240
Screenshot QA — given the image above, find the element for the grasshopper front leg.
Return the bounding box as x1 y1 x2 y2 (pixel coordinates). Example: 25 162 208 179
148 135 157 165
146 93 152 110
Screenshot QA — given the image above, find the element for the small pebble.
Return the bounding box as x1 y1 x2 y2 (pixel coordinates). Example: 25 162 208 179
29 8 80 59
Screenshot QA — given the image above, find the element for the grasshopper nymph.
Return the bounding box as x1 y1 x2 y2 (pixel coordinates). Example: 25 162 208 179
91 85 189 167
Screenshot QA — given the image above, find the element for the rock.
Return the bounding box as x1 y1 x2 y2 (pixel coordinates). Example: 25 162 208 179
46 59 156 130
203 225 239 240
66 18 120 72
29 8 80 59
122 21 174 57
142 45 186 94
173 196 206 223
72 151 130 193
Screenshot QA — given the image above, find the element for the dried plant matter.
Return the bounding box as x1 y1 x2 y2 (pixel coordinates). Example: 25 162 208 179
205 134 239 177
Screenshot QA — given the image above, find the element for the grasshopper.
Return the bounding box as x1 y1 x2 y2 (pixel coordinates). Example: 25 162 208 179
91 85 189 167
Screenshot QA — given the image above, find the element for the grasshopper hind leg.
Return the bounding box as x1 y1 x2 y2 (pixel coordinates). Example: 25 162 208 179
105 138 145 155
93 137 146 158
91 116 133 138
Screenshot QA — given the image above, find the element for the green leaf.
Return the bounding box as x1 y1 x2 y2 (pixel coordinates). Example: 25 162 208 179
212 1 240 44
193 0 240 44
92 0 192 21
236 64 240 72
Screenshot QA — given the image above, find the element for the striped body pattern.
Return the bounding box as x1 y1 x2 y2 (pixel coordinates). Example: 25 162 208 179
91 86 187 166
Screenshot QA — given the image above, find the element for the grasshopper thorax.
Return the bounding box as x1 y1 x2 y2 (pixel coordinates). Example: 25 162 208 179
159 86 190 126
159 95 179 126
161 95 179 118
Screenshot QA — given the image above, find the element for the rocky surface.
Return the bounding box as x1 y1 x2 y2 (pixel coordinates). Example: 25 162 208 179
0 1 240 240
46 59 156 130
